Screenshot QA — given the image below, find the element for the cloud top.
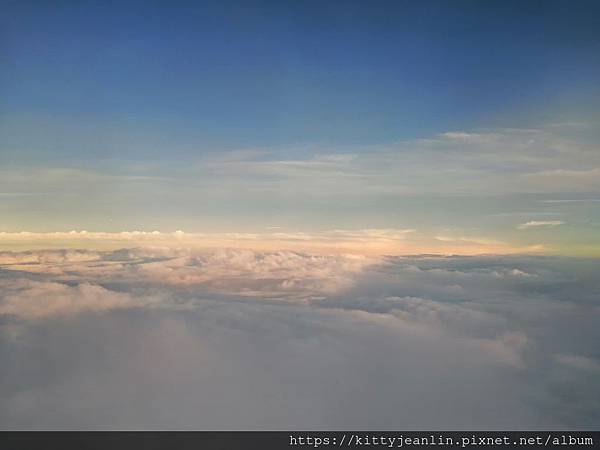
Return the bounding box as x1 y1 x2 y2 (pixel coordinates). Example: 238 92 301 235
1 248 599 429
0 228 546 256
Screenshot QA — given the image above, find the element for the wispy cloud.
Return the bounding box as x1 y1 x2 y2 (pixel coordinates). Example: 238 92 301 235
4 125 598 202
517 220 565 229
2 125 597 256
554 354 600 374
542 199 600 203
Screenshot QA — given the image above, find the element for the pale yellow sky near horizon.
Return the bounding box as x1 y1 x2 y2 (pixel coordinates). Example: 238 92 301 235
0 229 580 256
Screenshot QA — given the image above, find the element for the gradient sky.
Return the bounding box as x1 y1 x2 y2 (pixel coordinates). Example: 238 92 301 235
1 0 600 254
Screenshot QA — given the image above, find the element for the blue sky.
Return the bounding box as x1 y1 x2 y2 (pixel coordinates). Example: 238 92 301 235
1 0 600 254
3 0 600 150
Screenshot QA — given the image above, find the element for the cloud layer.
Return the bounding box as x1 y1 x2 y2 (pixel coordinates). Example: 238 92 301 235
3 124 600 257
1 248 599 429
0 228 545 256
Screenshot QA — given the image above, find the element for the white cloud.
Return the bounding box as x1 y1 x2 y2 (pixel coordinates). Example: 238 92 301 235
1 249 599 428
517 220 565 229
0 279 156 319
0 249 375 300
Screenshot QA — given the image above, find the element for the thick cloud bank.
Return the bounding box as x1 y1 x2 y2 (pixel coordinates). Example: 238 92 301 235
1 248 599 429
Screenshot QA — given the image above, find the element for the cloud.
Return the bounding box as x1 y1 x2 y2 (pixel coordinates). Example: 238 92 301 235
1 249 599 429
0 249 375 304
0 249 103 265
554 354 600 373
0 229 416 254
517 220 565 229
0 228 546 256
523 168 600 192
3 126 599 215
542 199 600 203
0 280 150 319
3 125 599 258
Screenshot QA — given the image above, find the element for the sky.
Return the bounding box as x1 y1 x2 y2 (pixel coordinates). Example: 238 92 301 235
1 0 600 255
1 1 600 431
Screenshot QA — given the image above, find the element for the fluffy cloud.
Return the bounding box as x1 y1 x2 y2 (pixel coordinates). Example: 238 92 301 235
0 248 373 300
0 248 103 265
0 249 599 429
0 280 147 319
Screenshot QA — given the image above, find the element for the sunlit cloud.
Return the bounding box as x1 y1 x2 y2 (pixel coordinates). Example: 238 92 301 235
1 249 599 428
0 228 546 256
